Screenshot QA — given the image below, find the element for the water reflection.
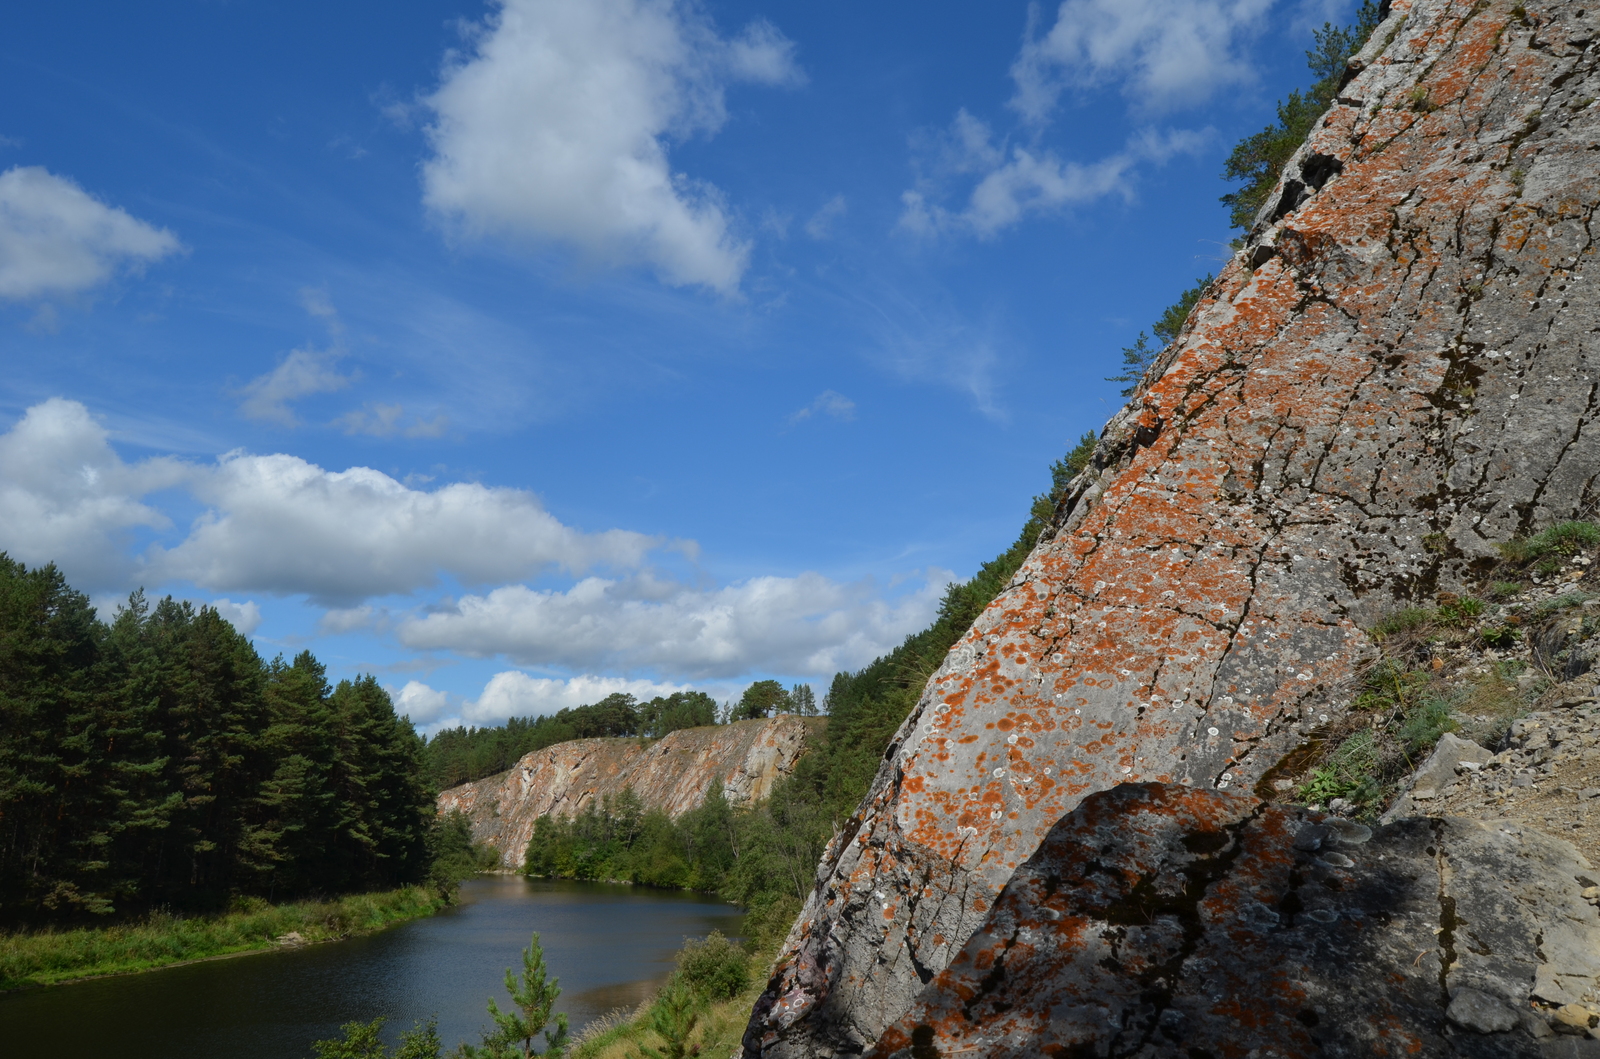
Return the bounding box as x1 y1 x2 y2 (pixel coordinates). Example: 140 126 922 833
0 877 743 1058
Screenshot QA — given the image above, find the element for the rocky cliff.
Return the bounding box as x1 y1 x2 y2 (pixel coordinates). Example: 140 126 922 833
436 716 819 868
747 0 1600 1054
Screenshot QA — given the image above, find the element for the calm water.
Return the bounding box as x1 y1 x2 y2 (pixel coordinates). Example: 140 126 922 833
0 876 743 1058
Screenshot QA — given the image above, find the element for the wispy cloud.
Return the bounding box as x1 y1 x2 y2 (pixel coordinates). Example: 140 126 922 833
900 114 1210 239
335 403 449 439
789 390 856 424
804 195 847 240
235 289 353 426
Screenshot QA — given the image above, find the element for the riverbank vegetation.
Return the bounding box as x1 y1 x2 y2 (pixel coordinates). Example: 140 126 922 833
0 886 445 991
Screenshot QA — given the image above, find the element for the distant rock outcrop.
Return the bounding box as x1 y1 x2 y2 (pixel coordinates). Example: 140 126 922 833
747 0 1600 1053
437 716 819 868
869 783 1600 1059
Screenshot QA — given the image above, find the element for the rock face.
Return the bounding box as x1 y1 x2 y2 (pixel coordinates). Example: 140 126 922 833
867 783 1600 1059
747 1 1600 1053
437 717 819 868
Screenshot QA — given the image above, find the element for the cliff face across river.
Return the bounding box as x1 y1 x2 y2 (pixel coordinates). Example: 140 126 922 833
437 716 820 868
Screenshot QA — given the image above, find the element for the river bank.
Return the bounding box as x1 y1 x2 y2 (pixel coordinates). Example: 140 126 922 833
0 886 446 991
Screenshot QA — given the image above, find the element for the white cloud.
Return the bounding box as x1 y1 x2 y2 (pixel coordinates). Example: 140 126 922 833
901 116 1209 238
395 679 454 724
397 672 696 730
237 349 352 426
237 289 352 426
0 166 180 301
207 598 263 635
152 453 661 604
397 569 947 679
789 390 856 424
804 195 847 240
419 0 802 293
0 398 186 588
1010 0 1275 120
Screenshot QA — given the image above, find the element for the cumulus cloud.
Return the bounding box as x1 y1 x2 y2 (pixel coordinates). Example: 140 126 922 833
789 390 855 424
900 114 1209 238
0 398 186 587
0 166 181 301
397 569 947 679
0 398 660 601
152 453 661 604
207 598 263 635
420 0 802 292
396 672 695 730
1010 0 1275 120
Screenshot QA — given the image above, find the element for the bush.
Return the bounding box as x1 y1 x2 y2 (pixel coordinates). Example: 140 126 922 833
675 931 749 1002
1297 731 1379 804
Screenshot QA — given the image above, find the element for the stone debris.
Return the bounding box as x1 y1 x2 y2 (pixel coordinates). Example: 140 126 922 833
865 783 1600 1059
436 716 818 868
746 1 1600 1052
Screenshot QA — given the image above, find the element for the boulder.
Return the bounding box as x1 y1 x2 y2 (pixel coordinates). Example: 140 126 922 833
866 783 1600 1059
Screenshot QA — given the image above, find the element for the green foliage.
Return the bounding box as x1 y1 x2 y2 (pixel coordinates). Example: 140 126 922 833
0 557 433 926
634 980 699 1059
425 692 720 790
1297 730 1379 804
674 930 748 1001
313 1018 444 1059
788 684 818 716
1220 2 1382 229
1398 695 1458 757
1370 607 1435 639
427 812 500 898
734 680 789 721
459 933 570 1059
1497 521 1600 565
1106 276 1213 395
1 886 444 991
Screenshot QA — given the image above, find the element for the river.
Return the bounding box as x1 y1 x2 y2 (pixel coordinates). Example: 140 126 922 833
0 876 745 1057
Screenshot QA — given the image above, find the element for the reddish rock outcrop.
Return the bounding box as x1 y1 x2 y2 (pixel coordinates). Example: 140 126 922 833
437 716 819 868
868 783 1600 1059
747 1 1600 1053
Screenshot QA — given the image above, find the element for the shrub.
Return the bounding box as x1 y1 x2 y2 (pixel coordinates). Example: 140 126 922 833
675 931 749 1002
1398 695 1458 758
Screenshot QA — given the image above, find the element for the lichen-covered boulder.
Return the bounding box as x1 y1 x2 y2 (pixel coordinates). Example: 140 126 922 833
746 1 1600 1053
867 783 1600 1059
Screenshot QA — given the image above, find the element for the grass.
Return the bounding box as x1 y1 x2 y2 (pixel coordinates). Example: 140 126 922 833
0 887 447 991
570 896 801 1059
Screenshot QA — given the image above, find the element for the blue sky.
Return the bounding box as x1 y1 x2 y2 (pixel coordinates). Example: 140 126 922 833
0 0 1357 731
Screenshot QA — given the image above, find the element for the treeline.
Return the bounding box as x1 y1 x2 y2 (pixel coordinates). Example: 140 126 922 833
424 680 819 790
0 557 434 926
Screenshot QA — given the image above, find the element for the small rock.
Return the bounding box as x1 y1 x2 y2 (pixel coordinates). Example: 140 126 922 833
1555 1005 1599 1031
1447 988 1520 1034
276 931 306 946
1516 774 1537 788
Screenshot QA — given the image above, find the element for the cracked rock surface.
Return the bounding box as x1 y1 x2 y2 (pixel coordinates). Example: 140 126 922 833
747 0 1600 1054
867 783 1600 1059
